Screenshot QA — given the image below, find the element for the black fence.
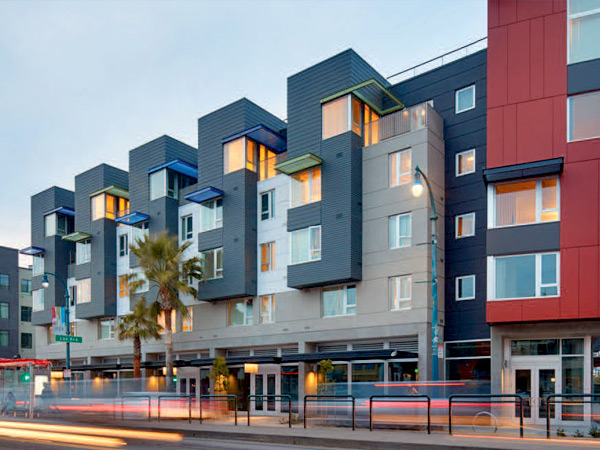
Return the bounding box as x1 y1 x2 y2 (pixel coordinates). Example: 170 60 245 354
157 394 193 423
545 393 600 438
199 394 238 425
119 394 152 421
247 394 292 428
304 395 356 430
369 395 431 433
448 394 524 438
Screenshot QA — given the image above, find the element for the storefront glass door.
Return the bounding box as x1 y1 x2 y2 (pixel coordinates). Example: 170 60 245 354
251 365 280 414
512 362 559 424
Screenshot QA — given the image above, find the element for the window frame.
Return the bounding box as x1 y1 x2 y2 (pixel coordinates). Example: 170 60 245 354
20 279 31 294
567 91 600 142
0 302 9 319
20 332 33 349
289 225 321 265
99 318 116 340
118 234 128 258
76 239 91 265
0 274 9 291
567 1 600 64
259 295 275 324
199 199 223 232
389 148 412 187
487 252 560 301
456 275 476 301
227 298 253 326
181 215 193 241
389 275 412 311
21 306 32 322
455 212 476 239
260 190 275 221
76 278 91 304
201 247 223 280
389 213 412 249
456 149 476 177
0 330 9 347
260 242 276 272
290 167 322 209
32 289 44 311
322 94 352 140
322 284 357 317
455 84 476 114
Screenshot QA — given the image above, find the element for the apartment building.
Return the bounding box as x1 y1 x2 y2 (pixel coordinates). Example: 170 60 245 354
486 0 600 428
18 266 34 359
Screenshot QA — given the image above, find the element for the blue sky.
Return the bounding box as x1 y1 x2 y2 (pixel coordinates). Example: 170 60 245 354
0 0 487 254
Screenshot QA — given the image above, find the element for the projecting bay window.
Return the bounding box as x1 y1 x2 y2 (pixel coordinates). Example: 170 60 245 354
290 226 321 265
389 275 411 310
45 213 73 237
363 104 380 146
489 178 559 228
76 239 91 264
76 278 91 304
149 169 193 200
568 90 600 142
224 137 277 179
228 299 253 326
201 247 223 280
568 1 600 64
322 94 377 142
200 199 222 232
389 213 411 249
32 289 44 312
322 285 356 317
91 194 129 220
291 167 321 208
389 149 411 187
32 256 44 277
488 252 559 300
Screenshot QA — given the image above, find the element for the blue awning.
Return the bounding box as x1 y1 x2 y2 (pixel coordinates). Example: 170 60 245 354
115 212 150 225
222 125 286 153
42 206 75 217
148 159 198 179
19 246 45 256
185 186 224 204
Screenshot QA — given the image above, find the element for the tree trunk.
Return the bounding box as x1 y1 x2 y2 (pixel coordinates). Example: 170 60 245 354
164 308 174 392
133 335 141 379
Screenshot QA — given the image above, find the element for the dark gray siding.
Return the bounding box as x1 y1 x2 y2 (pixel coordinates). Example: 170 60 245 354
287 202 322 232
567 58 600 95
390 50 488 342
487 223 560 256
197 228 222 251
0 247 19 358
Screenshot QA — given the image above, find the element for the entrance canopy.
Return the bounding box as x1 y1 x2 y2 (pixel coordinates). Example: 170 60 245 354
0 359 52 368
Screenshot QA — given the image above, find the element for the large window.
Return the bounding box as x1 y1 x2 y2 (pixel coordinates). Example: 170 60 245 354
32 256 44 277
456 213 475 238
76 278 91 304
21 306 32 322
119 275 128 298
322 95 351 140
568 0 600 64
20 333 32 349
0 302 8 319
200 199 223 232
32 289 44 312
490 178 559 228
91 194 129 220
224 137 277 178
201 248 223 280
45 213 72 237
456 275 476 301
76 239 91 265
490 252 559 300
389 149 411 187
181 215 193 241
224 138 246 174
291 167 321 208
0 274 9 291
322 285 356 317
228 299 253 326
455 85 475 113
182 308 193 332
290 226 321 264
259 295 275 324
445 340 491 381
99 318 115 340
149 169 185 200
260 190 274 221
568 91 600 142
456 149 476 176
363 103 380 146
118 235 128 257
389 275 411 310
389 213 411 249
260 242 275 272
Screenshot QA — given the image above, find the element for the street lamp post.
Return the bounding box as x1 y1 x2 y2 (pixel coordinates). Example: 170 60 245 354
411 165 439 381
42 272 71 382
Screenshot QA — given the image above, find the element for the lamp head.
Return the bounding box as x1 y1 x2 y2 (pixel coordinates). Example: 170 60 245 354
42 275 49 289
412 170 424 198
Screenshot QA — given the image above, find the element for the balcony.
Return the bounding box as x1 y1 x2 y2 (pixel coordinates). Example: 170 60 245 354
363 102 430 147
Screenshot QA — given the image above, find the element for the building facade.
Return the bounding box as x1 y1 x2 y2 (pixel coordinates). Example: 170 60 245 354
18 266 34 359
0 247 20 359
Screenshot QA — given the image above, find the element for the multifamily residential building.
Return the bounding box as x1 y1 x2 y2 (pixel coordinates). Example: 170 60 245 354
19 266 34 359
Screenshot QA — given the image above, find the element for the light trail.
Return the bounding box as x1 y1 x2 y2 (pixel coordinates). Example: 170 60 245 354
454 434 600 446
0 426 125 448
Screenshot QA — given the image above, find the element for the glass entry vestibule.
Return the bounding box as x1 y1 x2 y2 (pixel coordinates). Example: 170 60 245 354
250 364 280 415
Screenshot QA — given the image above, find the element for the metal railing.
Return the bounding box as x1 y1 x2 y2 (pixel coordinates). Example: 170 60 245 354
545 394 600 438
449 394 524 438
304 395 356 430
157 394 192 423
363 102 429 147
247 394 292 428
199 394 238 425
369 395 431 433
387 37 487 83
119 394 151 421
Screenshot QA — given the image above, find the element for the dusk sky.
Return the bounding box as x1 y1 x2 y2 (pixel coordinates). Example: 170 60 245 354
0 0 487 258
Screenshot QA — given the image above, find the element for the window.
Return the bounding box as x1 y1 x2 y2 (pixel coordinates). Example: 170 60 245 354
91 193 128 220
0 303 8 319
182 308 193 332
260 242 275 272
119 275 128 298
257 143 277 180
491 178 559 227
181 215 193 241
491 252 559 300
456 149 476 176
389 213 411 248
389 149 411 187
260 191 274 221
76 239 91 264
45 213 72 237
228 299 253 326
157 310 176 333
76 278 91 304
32 289 44 311
456 275 476 301
149 169 181 200
32 256 44 277
99 318 115 339
290 226 321 264
568 1 600 64
21 306 32 322
445 340 491 381
201 248 223 280
455 85 475 113
20 333 32 349
200 199 223 232
363 104 380 146
456 213 476 238
0 274 9 291
224 137 246 174
322 95 350 140
568 91 600 142
389 275 411 310
322 285 356 317
118 235 128 257
20 279 31 294
0 331 8 347
291 167 321 208
260 295 275 324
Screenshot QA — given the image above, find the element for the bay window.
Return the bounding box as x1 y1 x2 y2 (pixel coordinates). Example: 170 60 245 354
200 199 223 232
568 0 600 64
490 178 559 228
224 137 278 179
76 278 91 304
290 226 321 264
76 239 91 264
389 149 411 187
568 90 600 142
322 285 356 317
489 252 559 300
45 213 72 237
291 167 321 208
32 289 44 312
91 193 129 220
389 275 411 310
228 299 253 326
322 95 350 140
201 247 223 279
149 169 188 200
32 256 44 277
389 213 411 248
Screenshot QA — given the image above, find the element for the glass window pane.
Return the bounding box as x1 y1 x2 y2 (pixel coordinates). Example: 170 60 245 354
495 181 537 226
569 13 600 64
352 363 383 382
457 276 475 300
456 86 475 113
495 255 536 299
446 358 490 381
224 138 245 174
541 253 557 285
351 96 361 136
246 140 257 172
569 0 600 14
511 339 559 356
541 178 558 220
311 167 322 202
45 214 56 237
569 91 600 141
562 338 585 355
458 150 475 175
149 171 166 200
446 341 491 358
389 216 397 248
389 361 419 382
322 96 349 140
310 227 321 260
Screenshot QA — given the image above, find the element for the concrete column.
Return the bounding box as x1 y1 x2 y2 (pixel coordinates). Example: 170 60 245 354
418 326 431 380
490 327 504 394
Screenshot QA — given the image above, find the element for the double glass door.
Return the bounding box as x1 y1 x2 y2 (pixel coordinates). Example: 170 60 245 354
513 361 560 424
251 365 280 414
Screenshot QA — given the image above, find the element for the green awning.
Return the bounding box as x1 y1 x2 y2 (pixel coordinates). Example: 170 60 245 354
275 153 322 175
62 231 91 242
90 185 129 199
320 78 404 116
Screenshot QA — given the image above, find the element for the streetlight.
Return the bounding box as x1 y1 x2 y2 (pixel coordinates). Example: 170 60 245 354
42 272 71 384
411 166 439 381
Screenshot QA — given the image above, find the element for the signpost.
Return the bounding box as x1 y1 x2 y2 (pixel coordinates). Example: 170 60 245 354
55 335 82 344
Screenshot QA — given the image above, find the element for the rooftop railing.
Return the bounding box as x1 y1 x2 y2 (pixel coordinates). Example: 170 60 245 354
363 102 429 147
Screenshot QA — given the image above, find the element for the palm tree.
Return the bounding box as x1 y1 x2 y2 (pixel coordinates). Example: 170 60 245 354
130 231 202 391
117 298 163 379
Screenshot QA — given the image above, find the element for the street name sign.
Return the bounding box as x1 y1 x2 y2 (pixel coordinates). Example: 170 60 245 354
55 335 82 343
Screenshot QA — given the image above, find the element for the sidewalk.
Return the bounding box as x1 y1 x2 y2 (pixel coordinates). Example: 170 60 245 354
68 416 600 450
